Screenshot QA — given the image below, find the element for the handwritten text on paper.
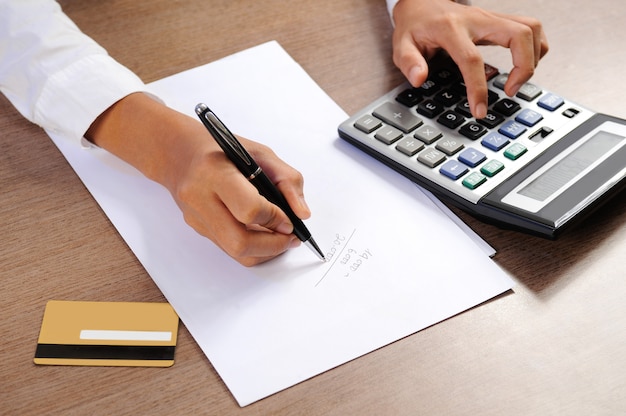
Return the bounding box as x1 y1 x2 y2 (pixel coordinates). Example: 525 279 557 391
315 229 373 286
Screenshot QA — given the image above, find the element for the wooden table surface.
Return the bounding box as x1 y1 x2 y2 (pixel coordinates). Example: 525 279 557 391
2 0 624 414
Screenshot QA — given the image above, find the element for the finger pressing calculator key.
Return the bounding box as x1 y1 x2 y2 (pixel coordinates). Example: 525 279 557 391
338 53 626 238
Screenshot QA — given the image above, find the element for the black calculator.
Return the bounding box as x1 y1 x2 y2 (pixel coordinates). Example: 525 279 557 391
338 55 626 238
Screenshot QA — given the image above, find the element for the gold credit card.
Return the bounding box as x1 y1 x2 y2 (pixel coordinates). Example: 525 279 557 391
34 300 179 367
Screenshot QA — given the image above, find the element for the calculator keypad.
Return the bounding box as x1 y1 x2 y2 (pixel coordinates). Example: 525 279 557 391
338 55 594 204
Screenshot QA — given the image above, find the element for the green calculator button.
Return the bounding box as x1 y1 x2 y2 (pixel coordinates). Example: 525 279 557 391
480 159 505 177
462 172 487 189
504 143 527 160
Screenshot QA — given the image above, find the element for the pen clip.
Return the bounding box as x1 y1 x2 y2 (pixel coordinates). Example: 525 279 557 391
202 108 253 167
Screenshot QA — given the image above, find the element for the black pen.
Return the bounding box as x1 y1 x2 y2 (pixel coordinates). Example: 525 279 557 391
195 103 325 261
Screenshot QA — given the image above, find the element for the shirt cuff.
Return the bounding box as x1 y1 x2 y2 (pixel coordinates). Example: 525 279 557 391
34 53 151 143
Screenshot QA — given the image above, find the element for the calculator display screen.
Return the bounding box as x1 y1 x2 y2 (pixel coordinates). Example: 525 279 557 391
518 131 623 202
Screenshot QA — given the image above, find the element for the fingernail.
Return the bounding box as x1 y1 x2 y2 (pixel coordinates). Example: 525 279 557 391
475 102 487 119
408 65 422 86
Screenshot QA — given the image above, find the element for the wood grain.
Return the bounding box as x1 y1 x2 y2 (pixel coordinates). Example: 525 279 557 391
2 0 624 414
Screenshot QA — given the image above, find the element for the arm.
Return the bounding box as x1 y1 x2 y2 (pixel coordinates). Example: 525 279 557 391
386 0 548 119
0 0 309 266
0 0 145 143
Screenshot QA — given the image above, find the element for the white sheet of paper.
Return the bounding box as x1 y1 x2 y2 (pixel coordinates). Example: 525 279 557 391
419 186 496 257
47 41 513 406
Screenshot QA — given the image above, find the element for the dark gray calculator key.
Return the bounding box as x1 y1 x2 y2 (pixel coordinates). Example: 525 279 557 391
374 125 404 144
395 137 425 156
396 89 423 107
455 100 473 118
451 81 467 96
493 98 521 117
434 89 462 107
456 95 498 118
415 79 440 96
373 102 423 133
417 148 447 168
459 122 487 140
516 82 542 101
417 99 445 118
477 110 505 129
436 137 464 156
488 89 500 105
437 110 465 129
414 124 443 144
432 67 461 85
354 114 382 133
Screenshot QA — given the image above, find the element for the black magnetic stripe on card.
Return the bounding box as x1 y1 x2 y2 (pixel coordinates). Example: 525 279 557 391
35 344 175 360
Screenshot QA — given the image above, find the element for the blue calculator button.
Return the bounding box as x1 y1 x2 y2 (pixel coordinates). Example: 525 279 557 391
538 93 564 111
481 132 510 151
498 120 527 139
439 160 469 180
515 109 543 127
458 148 487 167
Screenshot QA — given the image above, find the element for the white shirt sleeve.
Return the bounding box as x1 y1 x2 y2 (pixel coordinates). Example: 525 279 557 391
386 0 471 21
0 0 149 142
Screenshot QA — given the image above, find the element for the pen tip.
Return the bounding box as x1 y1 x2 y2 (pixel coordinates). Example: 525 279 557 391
304 238 325 262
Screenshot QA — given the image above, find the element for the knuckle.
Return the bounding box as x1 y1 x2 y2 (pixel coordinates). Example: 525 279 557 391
392 38 415 65
285 168 304 188
527 17 543 33
174 180 194 205
238 200 266 225
248 141 272 159
181 212 201 233
226 238 251 260
518 24 534 42
474 84 489 99
459 50 483 67
239 257 259 267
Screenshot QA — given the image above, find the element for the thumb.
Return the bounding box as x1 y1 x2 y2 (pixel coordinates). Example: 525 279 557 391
252 197 295 235
406 55 430 88
394 37 430 88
